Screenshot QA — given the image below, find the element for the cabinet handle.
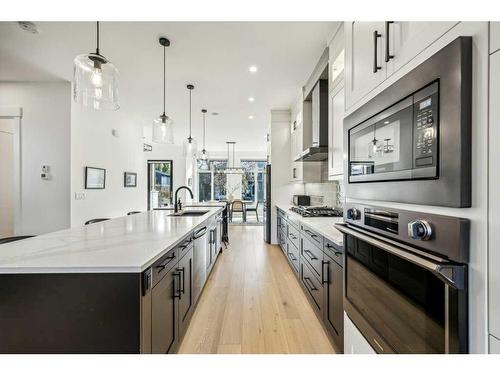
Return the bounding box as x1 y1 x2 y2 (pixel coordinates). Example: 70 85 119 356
304 229 319 239
303 249 318 260
335 251 343 257
373 30 382 73
303 277 318 291
156 253 176 271
321 260 329 284
177 267 185 294
173 272 182 299
289 233 296 240
385 21 394 62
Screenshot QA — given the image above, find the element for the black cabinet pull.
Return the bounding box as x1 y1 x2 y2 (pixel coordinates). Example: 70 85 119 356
385 21 394 62
289 233 296 240
304 229 318 239
177 267 185 294
156 253 176 271
335 251 343 257
373 30 382 73
321 260 329 284
173 272 182 299
288 252 296 261
193 226 207 239
303 277 318 291
303 249 318 260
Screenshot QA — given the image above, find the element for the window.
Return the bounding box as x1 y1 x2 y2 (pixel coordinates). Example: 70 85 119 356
196 159 228 202
241 160 266 203
148 160 173 209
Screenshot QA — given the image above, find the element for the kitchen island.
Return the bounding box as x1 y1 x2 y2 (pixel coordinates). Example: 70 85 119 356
0 206 224 353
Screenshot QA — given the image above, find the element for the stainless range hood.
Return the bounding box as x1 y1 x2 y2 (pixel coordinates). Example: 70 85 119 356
295 79 329 162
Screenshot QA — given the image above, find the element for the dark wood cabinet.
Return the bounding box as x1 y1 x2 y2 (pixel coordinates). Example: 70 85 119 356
323 252 344 352
151 265 179 354
300 260 323 314
178 247 194 339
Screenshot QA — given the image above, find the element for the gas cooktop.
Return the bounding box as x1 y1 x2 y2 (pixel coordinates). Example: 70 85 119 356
290 206 343 218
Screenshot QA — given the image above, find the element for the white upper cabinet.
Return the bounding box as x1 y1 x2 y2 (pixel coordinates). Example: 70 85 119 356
386 22 458 74
345 22 387 109
328 82 345 179
491 22 500 54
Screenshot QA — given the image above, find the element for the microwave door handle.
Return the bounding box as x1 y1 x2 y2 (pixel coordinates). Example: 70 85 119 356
335 223 466 290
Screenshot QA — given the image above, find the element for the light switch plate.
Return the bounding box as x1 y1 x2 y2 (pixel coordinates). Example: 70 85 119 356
74 192 86 200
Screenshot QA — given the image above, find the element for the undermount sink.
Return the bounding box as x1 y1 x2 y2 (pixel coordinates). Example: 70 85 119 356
168 210 209 217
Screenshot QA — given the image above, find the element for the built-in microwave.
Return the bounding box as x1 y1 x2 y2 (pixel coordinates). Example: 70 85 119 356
344 37 472 208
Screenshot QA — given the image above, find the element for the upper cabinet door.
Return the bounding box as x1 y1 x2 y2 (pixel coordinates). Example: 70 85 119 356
386 21 458 74
328 82 345 179
491 22 500 54
345 22 387 110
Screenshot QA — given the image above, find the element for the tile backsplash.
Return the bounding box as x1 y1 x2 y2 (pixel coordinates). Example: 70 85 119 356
304 179 344 209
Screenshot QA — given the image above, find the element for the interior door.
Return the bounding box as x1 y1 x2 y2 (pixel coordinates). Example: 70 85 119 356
0 119 15 237
151 267 179 353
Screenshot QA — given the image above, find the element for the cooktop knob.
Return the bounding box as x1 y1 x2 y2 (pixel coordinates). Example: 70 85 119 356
408 220 432 241
347 208 361 220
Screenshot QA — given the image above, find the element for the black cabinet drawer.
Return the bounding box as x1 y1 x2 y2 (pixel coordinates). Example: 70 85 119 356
287 240 299 274
300 236 323 280
287 223 300 249
301 224 323 248
300 260 323 313
324 237 344 267
151 247 179 287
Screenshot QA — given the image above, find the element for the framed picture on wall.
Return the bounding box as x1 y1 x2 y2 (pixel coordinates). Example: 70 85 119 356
85 167 106 189
124 172 137 187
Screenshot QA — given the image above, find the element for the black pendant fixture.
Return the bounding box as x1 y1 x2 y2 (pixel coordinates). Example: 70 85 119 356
183 84 198 156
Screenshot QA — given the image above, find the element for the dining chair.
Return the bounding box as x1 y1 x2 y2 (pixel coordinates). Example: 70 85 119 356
230 200 246 222
0 235 35 245
84 218 110 225
246 201 259 222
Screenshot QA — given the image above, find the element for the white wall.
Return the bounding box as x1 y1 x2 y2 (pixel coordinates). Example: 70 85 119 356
0 82 71 235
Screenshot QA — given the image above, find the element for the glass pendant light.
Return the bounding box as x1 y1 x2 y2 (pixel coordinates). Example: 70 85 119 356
198 109 210 170
152 37 174 144
73 22 119 110
223 142 244 174
183 84 198 157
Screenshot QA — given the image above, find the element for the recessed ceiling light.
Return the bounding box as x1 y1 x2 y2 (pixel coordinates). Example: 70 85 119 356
248 115 254 120
18 21 40 34
248 97 255 102
211 112 219 116
249 65 258 73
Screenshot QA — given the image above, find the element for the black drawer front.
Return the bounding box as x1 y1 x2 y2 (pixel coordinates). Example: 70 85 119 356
178 236 194 260
301 224 323 248
287 223 300 249
300 236 323 280
151 247 179 287
279 230 287 253
287 240 299 274
300 261 323 312
324 237 344 267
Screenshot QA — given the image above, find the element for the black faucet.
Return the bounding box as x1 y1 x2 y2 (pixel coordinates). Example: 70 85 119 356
174 186 194 213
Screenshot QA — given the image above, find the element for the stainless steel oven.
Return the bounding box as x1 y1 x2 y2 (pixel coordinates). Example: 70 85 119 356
335 203 469 354
344 37 472 208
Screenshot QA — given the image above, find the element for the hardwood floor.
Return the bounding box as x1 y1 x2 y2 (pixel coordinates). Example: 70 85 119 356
178 225 335 354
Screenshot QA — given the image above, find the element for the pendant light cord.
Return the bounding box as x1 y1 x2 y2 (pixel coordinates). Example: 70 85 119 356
96 21 100 55
163 44 166 115
202 111 206 150
189 89 192 138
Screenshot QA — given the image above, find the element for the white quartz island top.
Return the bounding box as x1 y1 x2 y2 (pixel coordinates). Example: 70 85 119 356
276 204 344 247
0 206 223 274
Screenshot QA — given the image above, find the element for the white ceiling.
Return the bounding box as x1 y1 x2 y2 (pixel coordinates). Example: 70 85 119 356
0 21 337 151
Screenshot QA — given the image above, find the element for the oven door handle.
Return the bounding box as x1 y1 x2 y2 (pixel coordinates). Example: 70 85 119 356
334 223 466 290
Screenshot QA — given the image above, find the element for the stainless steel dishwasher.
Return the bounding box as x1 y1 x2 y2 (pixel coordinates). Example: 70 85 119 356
192 225 208 304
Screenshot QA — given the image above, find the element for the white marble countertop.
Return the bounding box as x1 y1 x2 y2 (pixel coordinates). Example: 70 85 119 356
0 206 222 274
276 204 344 247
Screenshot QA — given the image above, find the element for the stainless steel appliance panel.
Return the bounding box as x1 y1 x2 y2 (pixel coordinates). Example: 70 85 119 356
344 37 472 207
192 226 208 304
